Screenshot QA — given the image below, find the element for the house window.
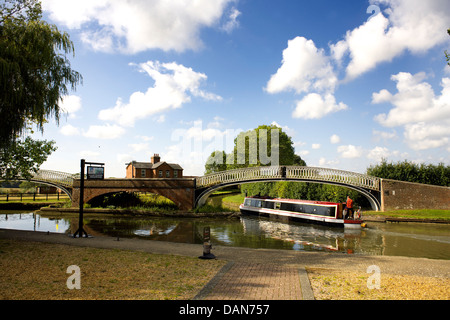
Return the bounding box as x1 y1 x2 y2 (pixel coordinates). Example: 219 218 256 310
158 170 163 177
141 169 146 177
166 170 170 178
173 170 178 178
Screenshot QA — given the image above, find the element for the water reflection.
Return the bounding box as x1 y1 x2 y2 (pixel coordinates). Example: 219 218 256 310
0 211 70 233
1 211 449 259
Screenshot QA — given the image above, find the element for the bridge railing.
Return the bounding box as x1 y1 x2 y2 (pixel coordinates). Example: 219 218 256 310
196 166 282 188
196 166 380 191
285 166 380 191
30 170 75 188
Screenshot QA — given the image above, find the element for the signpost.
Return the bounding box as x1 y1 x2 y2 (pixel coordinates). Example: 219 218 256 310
73 159 104 238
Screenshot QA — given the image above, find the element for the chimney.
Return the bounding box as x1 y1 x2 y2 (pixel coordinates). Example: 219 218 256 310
151 153 160 164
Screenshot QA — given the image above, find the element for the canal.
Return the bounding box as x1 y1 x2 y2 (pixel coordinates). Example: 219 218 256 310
1 210 449 260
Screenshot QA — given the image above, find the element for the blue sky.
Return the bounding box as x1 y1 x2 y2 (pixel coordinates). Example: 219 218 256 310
35 0 450 177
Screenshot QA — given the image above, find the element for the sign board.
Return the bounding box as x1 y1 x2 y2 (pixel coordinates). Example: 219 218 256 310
87 166 104 180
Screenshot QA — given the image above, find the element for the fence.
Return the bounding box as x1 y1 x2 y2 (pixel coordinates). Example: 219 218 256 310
0 193 70 202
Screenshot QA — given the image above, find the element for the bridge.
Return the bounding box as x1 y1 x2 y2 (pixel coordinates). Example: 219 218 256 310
194 166 381 210
11 166 450 212
9 169 75 199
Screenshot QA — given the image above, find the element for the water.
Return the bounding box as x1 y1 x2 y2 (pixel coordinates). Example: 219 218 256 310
1 210 449 260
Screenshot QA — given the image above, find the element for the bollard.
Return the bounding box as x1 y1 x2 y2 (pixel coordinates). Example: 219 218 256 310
199 226 215 259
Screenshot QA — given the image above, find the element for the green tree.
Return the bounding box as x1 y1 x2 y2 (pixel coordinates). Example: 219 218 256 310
227 124 306 170
0 137 56 180
0 0 82 148
0 0 81 181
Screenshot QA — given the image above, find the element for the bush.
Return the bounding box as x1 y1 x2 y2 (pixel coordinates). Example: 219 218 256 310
367 159 449 186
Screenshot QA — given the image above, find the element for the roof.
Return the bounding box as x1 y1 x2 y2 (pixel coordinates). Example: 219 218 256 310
127 161 183 170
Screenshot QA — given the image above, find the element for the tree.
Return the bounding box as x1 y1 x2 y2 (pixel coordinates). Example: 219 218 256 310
0 0 82 148
0 137 56 180
227 124 306 170
0 0 81 181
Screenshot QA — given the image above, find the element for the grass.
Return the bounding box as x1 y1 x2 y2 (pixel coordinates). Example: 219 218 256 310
0 239 226 300
307 267 450 300
365 209 450 220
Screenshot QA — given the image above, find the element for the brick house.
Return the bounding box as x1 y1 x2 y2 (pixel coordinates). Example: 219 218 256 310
125 154 183 179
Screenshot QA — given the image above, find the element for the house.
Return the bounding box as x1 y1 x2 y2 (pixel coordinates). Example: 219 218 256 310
126 154 183 179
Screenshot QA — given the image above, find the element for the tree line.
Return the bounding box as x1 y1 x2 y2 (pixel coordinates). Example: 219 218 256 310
367 159 449 187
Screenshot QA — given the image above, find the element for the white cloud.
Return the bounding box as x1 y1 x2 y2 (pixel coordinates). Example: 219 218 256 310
98 61 221 127
129 143 149 152
298 150 310 156
372 130 397 141
135 135 154 142
319 157 339 167
312 143 321 149
60 124 80 136
367 146 390 162
330 134 341 144
42 0 235 53
337 145 363 159
372 72 450 150
60 95 82 118
334 0 450 80
404 122 450 151
292 93 348 119
265 37 337 94
372 73 450 126
117 153 133 165
83 124 125 139
221 7 241 33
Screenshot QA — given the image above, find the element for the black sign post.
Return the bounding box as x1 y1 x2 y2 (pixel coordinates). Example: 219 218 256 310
73 159 104 238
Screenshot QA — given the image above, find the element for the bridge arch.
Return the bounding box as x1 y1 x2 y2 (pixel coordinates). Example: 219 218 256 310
195 179 381 211
81 188 183 209
195 166 381 211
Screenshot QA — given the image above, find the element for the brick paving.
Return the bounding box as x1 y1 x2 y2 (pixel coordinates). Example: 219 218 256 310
204 262 302 300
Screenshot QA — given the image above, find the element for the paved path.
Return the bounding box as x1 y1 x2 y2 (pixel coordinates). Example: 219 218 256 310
1 229 449 300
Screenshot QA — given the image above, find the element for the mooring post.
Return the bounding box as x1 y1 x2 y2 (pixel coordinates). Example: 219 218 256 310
199 226 215 259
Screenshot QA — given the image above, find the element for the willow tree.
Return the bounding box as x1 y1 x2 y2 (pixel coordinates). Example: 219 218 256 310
0 0 82 148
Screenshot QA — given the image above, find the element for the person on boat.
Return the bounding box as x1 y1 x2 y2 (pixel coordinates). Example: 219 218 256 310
346 196 354 219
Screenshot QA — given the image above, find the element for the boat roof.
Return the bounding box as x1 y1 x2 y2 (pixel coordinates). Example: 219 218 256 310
245 196 340 206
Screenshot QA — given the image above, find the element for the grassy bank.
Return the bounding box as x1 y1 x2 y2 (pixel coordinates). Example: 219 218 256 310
364 209 450 221
0 239 226 300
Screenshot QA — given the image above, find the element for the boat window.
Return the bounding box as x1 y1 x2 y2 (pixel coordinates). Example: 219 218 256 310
244 199 251 206
275 202 281 209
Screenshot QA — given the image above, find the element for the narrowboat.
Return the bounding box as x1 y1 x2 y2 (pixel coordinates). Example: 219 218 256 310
239 197 364 229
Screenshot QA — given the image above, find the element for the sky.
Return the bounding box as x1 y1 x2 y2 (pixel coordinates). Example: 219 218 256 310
34 0 450 178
